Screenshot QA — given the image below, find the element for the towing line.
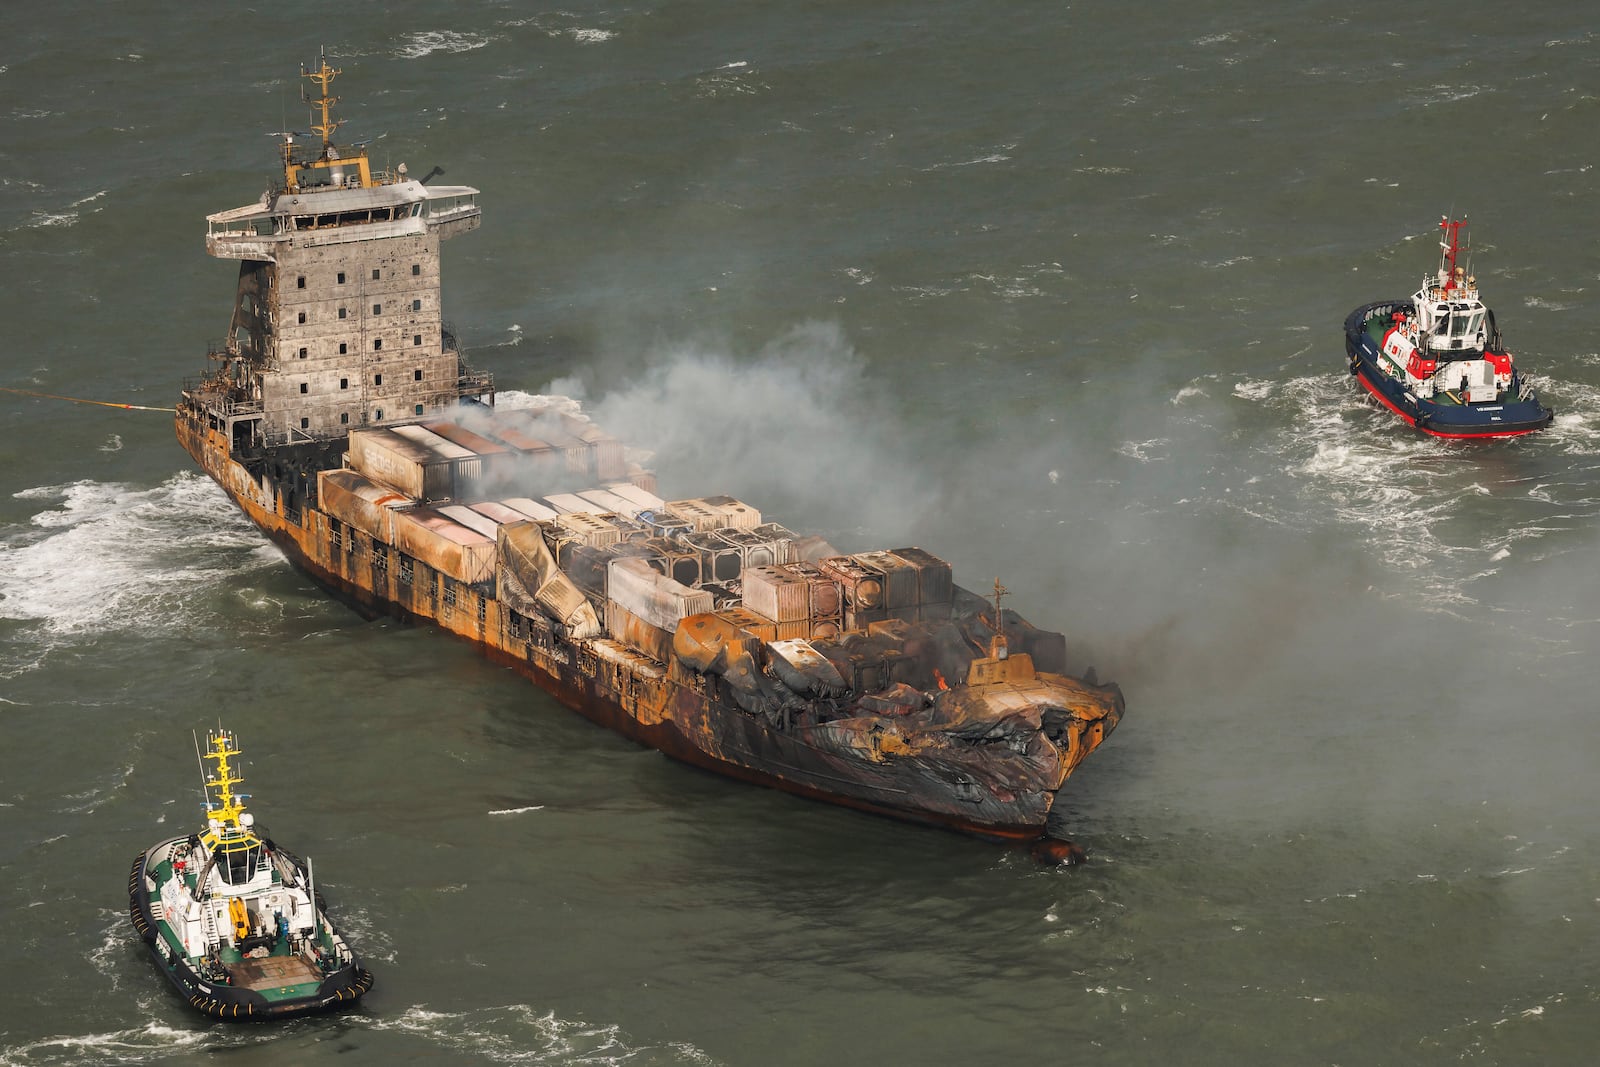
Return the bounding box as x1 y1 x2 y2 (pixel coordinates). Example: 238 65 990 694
1 385 174 412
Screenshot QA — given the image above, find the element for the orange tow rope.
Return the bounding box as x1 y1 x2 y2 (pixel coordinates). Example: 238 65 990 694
0 385 173 412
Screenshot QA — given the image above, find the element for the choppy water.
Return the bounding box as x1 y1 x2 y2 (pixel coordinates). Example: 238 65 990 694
5 2 1600 1063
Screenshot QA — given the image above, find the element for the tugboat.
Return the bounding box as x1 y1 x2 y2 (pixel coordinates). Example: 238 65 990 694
127 728 373 1019
1344 217 1553 438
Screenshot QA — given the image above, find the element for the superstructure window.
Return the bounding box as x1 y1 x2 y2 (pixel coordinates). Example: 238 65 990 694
297 311 306 324
372 268 380 280
300 417 309 429
299 383 308 394
340 412 349 424
340 378 348 390
298 347 307 358
414 404 424 415
339 343 348 354
337 272 346 284
411 264 420 276
412 299 421 311
374 339 382 350
339 307 347 319
413 368 422 381
375 409 384 421
413 334 421 346
374 373 383 386
373 303 382 315
297 276 306 289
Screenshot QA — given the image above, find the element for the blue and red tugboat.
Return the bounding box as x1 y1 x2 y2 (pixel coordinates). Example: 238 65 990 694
1344 218 1553 438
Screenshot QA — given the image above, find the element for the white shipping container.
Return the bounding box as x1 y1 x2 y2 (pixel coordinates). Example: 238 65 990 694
577 488 638 517
742 564 812 623
607 557 714 631
501 497 559 521
438 504 502 540
542 492 594 515
605 483 666 512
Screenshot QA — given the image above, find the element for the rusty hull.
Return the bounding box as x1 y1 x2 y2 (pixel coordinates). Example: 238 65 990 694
176 409 1122 842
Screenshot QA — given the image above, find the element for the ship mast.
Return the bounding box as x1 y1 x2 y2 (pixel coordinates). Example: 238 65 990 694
990 578 1009 660
1438 216 1467 293
303 51 344 156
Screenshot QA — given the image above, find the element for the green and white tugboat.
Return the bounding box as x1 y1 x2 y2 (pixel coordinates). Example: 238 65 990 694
127 728 374 1019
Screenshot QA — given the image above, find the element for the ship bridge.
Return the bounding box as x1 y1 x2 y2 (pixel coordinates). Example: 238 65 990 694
205 180 480 262
185 53 490 451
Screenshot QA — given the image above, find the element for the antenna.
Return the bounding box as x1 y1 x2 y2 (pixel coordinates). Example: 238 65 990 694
989 578 1011 661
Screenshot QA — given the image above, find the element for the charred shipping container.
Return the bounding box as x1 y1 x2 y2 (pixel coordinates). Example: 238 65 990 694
175 58 1123 850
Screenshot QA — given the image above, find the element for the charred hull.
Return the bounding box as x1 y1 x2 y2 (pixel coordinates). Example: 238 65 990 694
1344 300 1553 439
128 843 372 1021
176 414 1123 843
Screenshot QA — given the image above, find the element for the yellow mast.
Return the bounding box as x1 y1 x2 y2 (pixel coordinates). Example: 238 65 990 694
303 53 344 153
199 728 260 853
281 51 375 192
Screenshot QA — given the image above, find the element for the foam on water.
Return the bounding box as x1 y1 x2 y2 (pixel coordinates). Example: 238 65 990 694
396 31 496 59
362 1004 718 1065
1225 369 1600 609
0 475 280 668
0 1020 209 1066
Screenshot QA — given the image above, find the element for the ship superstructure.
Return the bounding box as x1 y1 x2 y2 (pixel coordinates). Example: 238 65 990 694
177 58 1123 847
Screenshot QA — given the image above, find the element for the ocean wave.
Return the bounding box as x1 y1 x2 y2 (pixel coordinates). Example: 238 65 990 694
396 31 496 59
0 474 279 656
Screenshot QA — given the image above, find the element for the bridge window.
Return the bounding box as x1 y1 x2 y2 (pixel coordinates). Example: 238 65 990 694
412 264 420 276
372 268 381 281
373 303 382 315
297 311 306 324
299 383 308 394
374 373 383 386
340 378 348 390
339 307 347 319
340 412 349 425
300 417 309 429
337 272 346 284
298 347 307 358
374 339 382 350
412 299 421 311
413 334 421 346
413 368 422 381
297 276 306 289
339 343 348 354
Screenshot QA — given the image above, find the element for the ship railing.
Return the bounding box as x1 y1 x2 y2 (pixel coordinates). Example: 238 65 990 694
457 371 495 400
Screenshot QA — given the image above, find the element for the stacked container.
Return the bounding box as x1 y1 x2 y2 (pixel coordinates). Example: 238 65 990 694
605 557 715 662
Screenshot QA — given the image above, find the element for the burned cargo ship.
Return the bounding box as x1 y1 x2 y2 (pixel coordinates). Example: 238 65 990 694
176 58 1123 844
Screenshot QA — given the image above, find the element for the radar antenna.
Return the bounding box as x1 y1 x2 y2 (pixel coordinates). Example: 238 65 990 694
302 48 344 154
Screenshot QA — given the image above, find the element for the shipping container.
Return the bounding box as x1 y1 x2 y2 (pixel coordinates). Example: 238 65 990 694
390 507 496 584
662 498 724 533
555 511 622 548
604 482 666 513
422 421 512 456
468 500 535 528
816 556 884 609
789 561 844 617
576 488 638 518
607 557 714 631
714 605 778 644
318 469 408 543
791 533 840 562
636 510 695 542
684 529 744 584
437 503 502 540
698 495 762 530
500 496 560 522
348 428 454 501
672 611 761 674
604 600 673 662
742 564 812 623
541 492 594 515
560 415 626 481
888 546 954 605
852 550 921 610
